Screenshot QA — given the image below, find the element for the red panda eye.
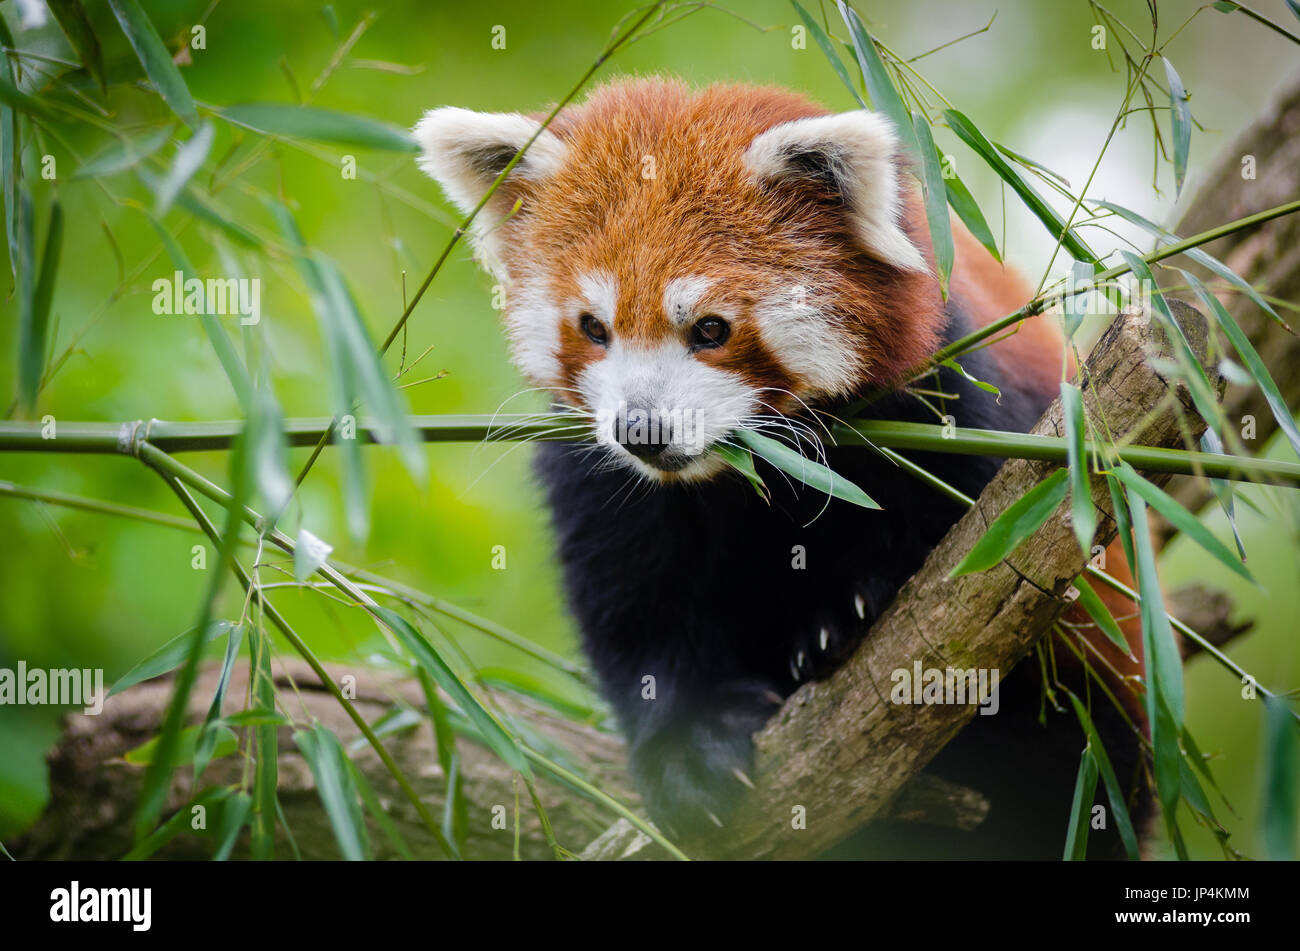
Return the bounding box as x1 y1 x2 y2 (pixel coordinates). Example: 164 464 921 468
691 316 730 349
580 313 608 345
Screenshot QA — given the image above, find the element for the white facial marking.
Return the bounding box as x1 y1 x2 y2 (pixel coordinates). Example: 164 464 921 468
577 270 619 327
662 275 712 327
754 282 862 396
505 271 563 384
578 339 755 482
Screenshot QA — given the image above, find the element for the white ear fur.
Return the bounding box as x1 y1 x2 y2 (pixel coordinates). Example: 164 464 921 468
412 107 567 276
742 112 927 273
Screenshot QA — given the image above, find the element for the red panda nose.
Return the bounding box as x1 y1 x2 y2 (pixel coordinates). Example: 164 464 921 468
614 408 671 459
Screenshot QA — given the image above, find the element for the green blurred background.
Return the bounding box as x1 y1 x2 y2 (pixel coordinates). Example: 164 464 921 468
0 0 1296 858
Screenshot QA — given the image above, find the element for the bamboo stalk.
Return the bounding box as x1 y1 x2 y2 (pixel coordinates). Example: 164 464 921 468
2 416 1296 485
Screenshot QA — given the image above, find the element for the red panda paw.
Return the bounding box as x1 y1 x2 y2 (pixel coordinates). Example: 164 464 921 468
788 590 872 684
628 680 781 840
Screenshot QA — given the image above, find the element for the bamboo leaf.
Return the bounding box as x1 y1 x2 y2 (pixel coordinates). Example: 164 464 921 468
791 1 865 108
1073 575 1132 656
1067 693 1141 859
1261 695 1300 860
2 106 18 280
837 2 919 157
0 73 55 121
940 357 1000 395
220 708 290 727
194 622 246 781
109 620 235 696
944 170 1001 262
374 606 531 777
294 527 334 583
735 428 880 509
17 198 61 413
1063 745 1099 860
212 791 251 861
1105 473 1136 574
714 442 769 501
1199 428 1246 559
155 122 214 214
249 628 278 860
74 127 172 179
913 114 954 297
108 0 199 128
125 723 238 766
1180 268 1300 459
221 103 418 152
294 724 372 860
124 787 230 861
944 108 1097 264
1096 199 1289 332
1111 462 1253 583
47 0 105 91
1162 57 1192 197
949 468 1068 577
348 757 414 860
1060 382 1096 556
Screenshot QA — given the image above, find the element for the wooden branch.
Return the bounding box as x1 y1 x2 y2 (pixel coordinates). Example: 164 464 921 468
1153 73 1300 549
679 302 1222 859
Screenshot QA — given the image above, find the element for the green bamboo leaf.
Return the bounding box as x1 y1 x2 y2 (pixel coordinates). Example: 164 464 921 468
194 622 246 780
1111 462 1253 583
1180 268 1300 459
944 169 1000 263
212 791 251 861
791 1 865 108
221 103 418 152
0 73 55 121
124 787 230 861
173 188 263 248
1066 693 1141 859
294 527 334 583
17 198 62 413
940 357 1000 395
1127 490 1184 821
220 708 290 727
124 723 239 766
949 468 1068 577
374 606 531 776
1162 57 1192 197
1096 200 1289 332
294 724 372 861
47 0 106 91
1118 250 1222 430
2 106 18 280
1199 429 1246 558
735 428 880 509
913 115 954 297
249 628 278 860
1105 473 1136 573
155 122 214 214
995 141 1072 188
1261 695 1300 860
478 667 599 722
1211 1 1240 10
417 666 467 857
837 2 919 158
714 442 769 501
1073 576 1131 656
74 127 172 179
1288 0 1300 23
347 757 414 860
944 108 1096 264
1060 382 1096 556
108 0 199 128
109 620 235 696
1063 745 1099 860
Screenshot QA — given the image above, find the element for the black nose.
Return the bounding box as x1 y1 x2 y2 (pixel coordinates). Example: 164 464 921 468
614 409 670 459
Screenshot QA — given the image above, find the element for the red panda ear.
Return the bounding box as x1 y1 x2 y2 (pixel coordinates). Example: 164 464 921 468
743 112 928 273
412 107 567 273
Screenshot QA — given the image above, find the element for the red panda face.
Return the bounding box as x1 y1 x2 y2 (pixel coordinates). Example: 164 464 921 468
415 79 943 481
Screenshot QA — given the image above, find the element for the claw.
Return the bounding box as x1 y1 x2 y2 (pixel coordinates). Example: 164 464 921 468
796 649 806 671
731 767 756 790
789 657 801 681
819 627 830 651
705 809 724 829
854 593 866 620
762 689 784 706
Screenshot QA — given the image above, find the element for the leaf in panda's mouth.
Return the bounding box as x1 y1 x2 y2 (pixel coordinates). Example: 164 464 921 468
730 429 882 510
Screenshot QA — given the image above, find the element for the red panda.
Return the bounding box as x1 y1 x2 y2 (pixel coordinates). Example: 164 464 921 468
414 77 1147 857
